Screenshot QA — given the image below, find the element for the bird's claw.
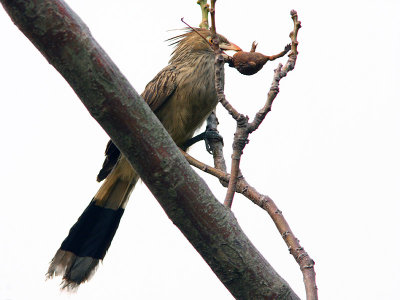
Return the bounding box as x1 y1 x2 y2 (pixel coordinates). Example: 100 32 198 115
182 130 224 154
203 130 224 154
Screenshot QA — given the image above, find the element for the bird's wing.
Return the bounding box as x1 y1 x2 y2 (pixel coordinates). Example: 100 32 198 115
96 139 121 182
96 65 178 182
141 65 178 112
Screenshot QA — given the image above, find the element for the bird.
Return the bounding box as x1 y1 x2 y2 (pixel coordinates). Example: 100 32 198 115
46 28 241 289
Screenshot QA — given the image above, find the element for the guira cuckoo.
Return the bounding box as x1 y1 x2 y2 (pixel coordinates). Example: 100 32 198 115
46 28 241 288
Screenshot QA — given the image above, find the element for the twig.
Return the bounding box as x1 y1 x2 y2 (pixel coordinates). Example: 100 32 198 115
212 26 242 206
199 0 227 173
248 10 301 133
210 0 217 35
197 0 209 29
210 0 242 205
204 0 242 206
181 149 228 181
289 10 301 58
215 53 243 207
223 114 248 207
218 10 302 209
214 55 241 120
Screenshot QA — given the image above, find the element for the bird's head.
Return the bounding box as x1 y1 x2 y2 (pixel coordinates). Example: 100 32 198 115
168 28 241 63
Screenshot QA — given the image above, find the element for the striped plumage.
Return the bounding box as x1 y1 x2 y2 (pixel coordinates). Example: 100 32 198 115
46 29 241 289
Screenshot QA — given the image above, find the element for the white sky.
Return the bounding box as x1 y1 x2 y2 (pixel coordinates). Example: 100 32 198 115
1 1 400 299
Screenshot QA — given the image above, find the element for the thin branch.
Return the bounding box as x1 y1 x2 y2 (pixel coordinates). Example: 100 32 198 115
206 7 317 299
289 9 301 58
214 54 241 120
181 150 228 181
197 0 209 29
248 10 301 133
206 110 227 173
218 10 302 209
210 0 217 35
209 1 243 207
197 0 229 174
223 114 248 207
183 149 317 300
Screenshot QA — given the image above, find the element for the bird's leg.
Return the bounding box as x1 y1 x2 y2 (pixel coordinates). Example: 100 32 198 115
266 44 291 61
182 130 223 154
250 41 258 52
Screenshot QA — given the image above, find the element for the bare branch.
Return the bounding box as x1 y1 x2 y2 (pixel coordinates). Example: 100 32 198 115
197 0 209 29
205 7 316 299
214 54 241 120
248 10 302 133
184 149 317 300
209 1 243 207
210 0 217 35
223 114 248 207
205 111 227 173
222 10 302 209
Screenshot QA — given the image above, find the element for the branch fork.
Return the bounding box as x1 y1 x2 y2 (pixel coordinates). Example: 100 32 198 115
193 4 316 300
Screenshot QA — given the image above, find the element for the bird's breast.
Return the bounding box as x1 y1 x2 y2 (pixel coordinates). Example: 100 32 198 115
157 56 224 146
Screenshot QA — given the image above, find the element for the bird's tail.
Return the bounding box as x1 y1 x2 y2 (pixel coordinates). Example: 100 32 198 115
47 156 138 289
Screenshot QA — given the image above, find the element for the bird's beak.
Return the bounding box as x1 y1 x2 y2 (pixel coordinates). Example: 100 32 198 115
220 42 242 52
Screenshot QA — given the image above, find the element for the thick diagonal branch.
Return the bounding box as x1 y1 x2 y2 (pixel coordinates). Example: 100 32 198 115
0 0 300 298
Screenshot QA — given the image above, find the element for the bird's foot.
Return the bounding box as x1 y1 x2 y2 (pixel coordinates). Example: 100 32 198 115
182 130 223 154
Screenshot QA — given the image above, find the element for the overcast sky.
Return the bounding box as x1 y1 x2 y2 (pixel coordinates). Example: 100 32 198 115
1 1 400 299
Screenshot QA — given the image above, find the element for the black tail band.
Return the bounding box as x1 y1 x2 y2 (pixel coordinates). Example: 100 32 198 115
60 201 124 259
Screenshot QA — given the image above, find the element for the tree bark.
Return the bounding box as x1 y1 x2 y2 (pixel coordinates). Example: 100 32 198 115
1 1 300 299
